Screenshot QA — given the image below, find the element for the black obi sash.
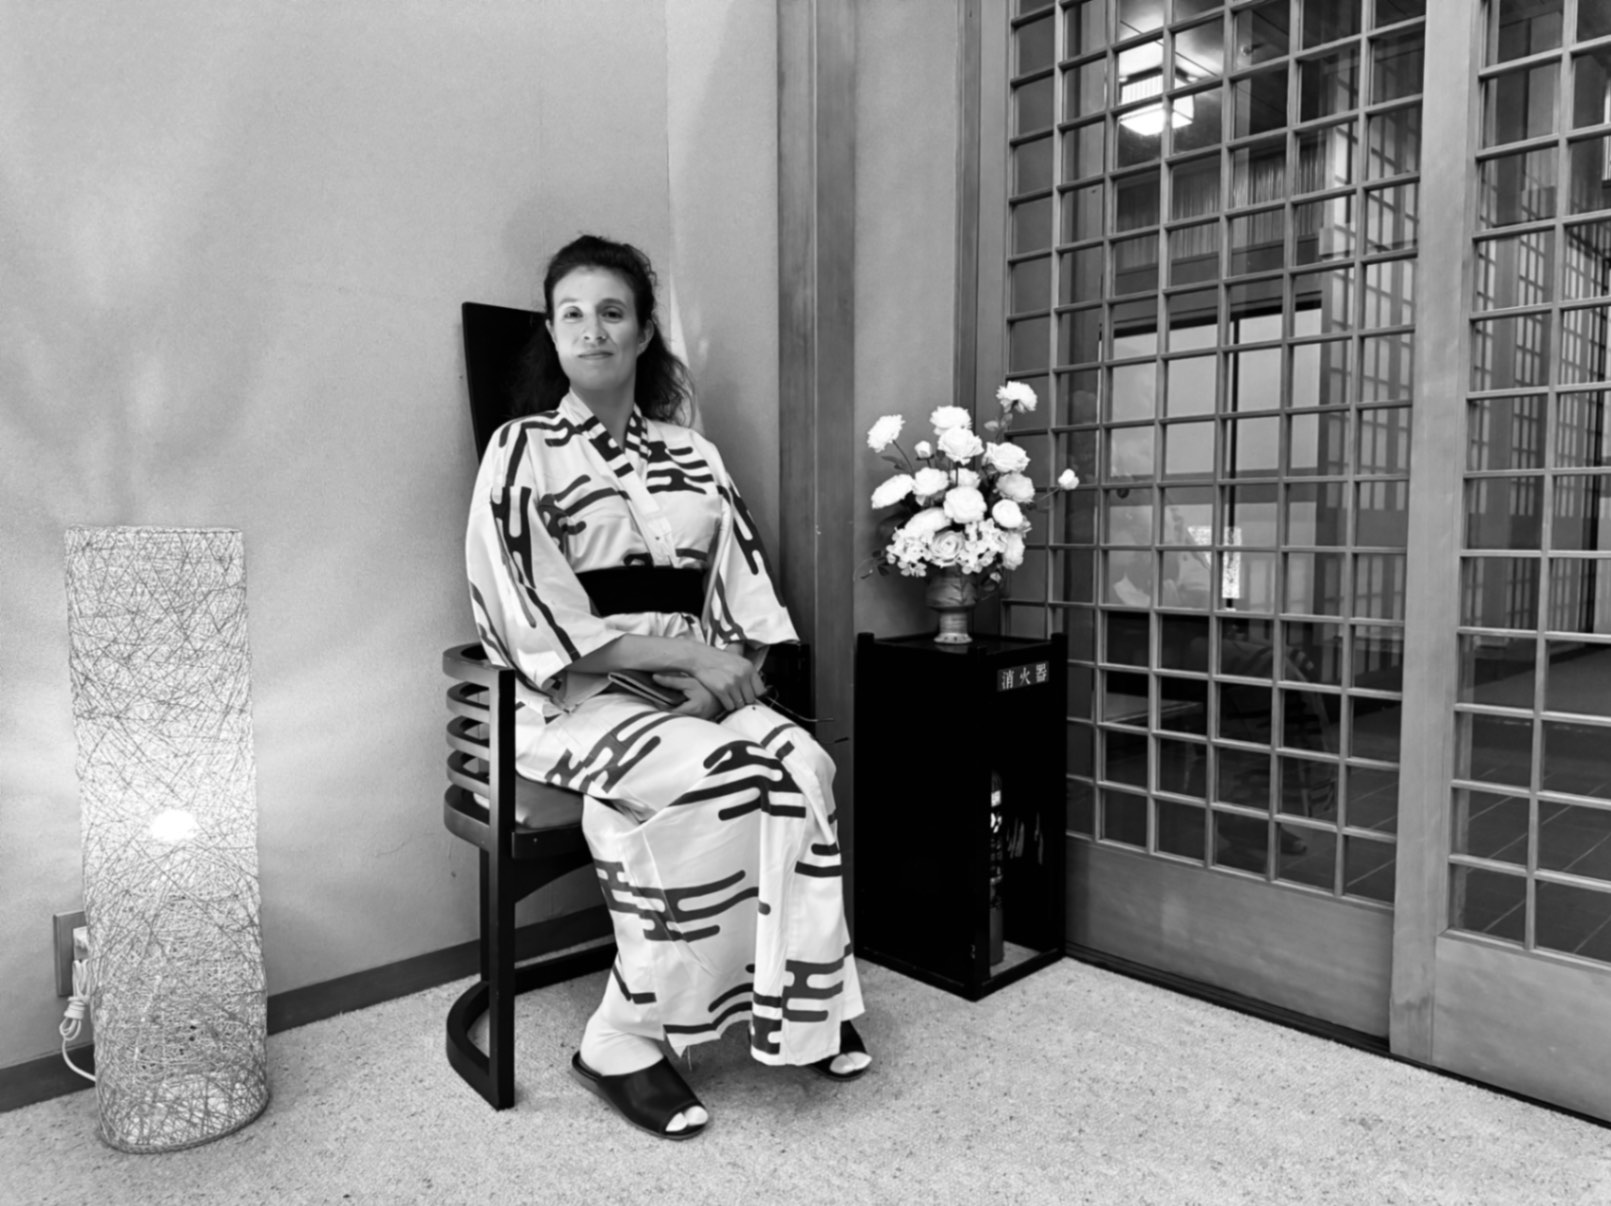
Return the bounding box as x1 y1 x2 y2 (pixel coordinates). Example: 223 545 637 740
575 567 705 617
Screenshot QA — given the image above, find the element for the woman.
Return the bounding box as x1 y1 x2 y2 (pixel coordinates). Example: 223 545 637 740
465 235 870 1140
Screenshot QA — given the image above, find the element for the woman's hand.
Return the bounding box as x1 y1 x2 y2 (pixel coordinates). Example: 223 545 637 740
678 643 766 713
655 673 724 721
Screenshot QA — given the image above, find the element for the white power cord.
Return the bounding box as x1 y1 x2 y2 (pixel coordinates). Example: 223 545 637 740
60 950 95 1083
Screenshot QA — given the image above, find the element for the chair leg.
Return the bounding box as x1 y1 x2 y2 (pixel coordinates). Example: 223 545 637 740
485 847 517 1109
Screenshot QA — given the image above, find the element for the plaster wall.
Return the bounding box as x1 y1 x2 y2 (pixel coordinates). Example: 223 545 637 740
0 0 779 1071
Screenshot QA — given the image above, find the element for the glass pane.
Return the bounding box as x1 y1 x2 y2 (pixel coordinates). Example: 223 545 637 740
1361 332 1414 402
1065 0 1108 57
1357 405 1411 474
1068 778 1095 836
1166 354 1217 416
1353 552 1405 619
1471 314 1552 390
1060 370 1102 426
1219 618 1277 678
1059 307 1103 365
1016 13 1055 74
1157 798 1208 861
1163 420 1216 477
1287 411 1350 475
1348 764 1399 832
1060 246 1103 307
1364 183 1419 251
1229 346 1282 410
1467 396 1545 470
1356 481 1409 547
1473 230 1555 311
1231 139 1286 208
1063 122 1106 183
1225 417 1281 476
1112 233 1161 294
1461 557 1541 628
1452 789 1528 863
1107 425 1157 480
1115 169 1162 232
1105 487 1155 542
1304 0 1361 47
1171 156 1221 220
1465 478 1544 549
1221 549 1278 612
1297 122 1358 194
1114 297 1160 355
1101 788 1148 847
1230 209 1287 275
1287 621 1344 686
1343 835 1395 902
1169 222 1220 284
1374 0 1424 23
1175 20 1224 85
1477 148 1558 228
1013 196 1054 254
1286 482 1349 546
1173 85 1224 154
1574 48 1611 131
1063 186 1105 248
1301 46 1361 122
1562 221 1611 301
1008 316 1051 371
1543 720 1611 799
1234 0 1290 70
1458 712 1533 789
1537 879 1611 962
1568 138 1611 217
1483 62 1560 149
1287 551 1348 613
1011 256 1053 314
1352 624 1404 691
1449 865 1526 943
1367 105 1421 179
1459 633 1537 706
1167 288 1220 348
1015 75 1056 136
1539 801 1611 881
1276 823 1337 890
1214 810 1269 872
1110 362 1158 423
1014 135 1055 194
1550 558 1611 633
1556 391 1611 467
1371 29 1424 103
1583 4 1611 42
1552 475 1611 550
1294 196 1356 265
1291 340 1354 408
1560 305 1611 384
1105 727 1149 787
1064 59 1107 119
1487 0 1562 66
1294 266 1355 334
1232 67 1289 139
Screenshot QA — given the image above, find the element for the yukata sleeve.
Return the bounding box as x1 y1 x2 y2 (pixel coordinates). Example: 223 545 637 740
464 421 619 694
698 436 800 651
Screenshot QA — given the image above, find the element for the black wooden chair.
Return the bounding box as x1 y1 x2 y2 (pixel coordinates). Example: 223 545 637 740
442 302 812 1109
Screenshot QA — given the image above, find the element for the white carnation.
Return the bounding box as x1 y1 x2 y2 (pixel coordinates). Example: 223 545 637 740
1003 532 1026 570
992 499 1026 530
983 442 1030 474
956 467 980 489
871 473 915 509
943 486 988 524
866 414 904 452
912 467 949 499
1058 467 1080 490
929 405 972 433
937 426 984 462
904 506 951 540
997 381 1039 413
997 472 1036 503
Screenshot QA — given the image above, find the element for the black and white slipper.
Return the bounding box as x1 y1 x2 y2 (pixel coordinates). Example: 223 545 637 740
570 1052 708 1141
809 1020 871 1082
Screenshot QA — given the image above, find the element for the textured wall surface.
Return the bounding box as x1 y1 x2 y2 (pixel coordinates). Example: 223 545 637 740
0 0 780 1071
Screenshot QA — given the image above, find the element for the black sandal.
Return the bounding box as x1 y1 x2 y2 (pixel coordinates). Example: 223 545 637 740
570 1052 708 1140
810 1021 871 1082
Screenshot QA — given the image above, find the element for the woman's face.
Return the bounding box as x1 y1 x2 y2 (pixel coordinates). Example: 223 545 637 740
546 267 652 402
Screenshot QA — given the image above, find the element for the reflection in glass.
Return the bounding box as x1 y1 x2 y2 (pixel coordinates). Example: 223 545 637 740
1471 314 1550 390
1230 209 1286 276
1286 621 1344 686
1348 765 1399 833
1059 370 1101 426
1174 20 1223 85
1105 727 1148 788
1112 233 1161 295
1295 196 1355 265
1300 46 1360 122
1114 169 1161 232
1229 346 1282 411
1487 0 1562 66
1015 76 1055 137
1063 183 1105 242
1550 558 1611 633
1560 305 1610 385
1282 686 1340 754
1364 183 1420 250
1279 755 1338 820
1159 615 1210 672
1361 333 1415 401
1109 361 1157 422
1155 799 1206 859
1008 316 1051 372
1060 308 1103 365
1452 789 1528 862
1584 3 1611 40
1068 778 1095 836
1222 550 1277 613
1172 156 1220 222
1163 421 1215 479
1104 487 1154 544
1159 676 1211 735
1302 0 1359 47
1224 484 1279 547
1064 0 1106 56
1069 717 1095 775
1343 836 1395 903
1106 426 1155 483
1170 223 1220 285
1063 122 1106 183
1553 476 1611 552
1294 267 1354 333
1278 824 1337 890
1362 260 1415 330
1353 553 1406 619
1482 62 1558 148
1449 864 1526 944
1458 633 1536 707
1467 396 1545 470
1166 355 1216 416
1234 1 1289 70
1286 482 1349 547
1226 416 1281 476
1287 551 1347 614
1368 105 1421 180
1288 412 1349 476
1356 481 1409 547
1233 67 1289 139
1477 148 1556 228
1458 711 1532 789
1015 135 1054 194
1372 29 1425 105
1543 720 1611 799
1357 406 1411 475
1015 12 1055 74
1013 196 1053 254
1562 222 1611 300
1573 48 1611 131
1011 257 1052 314
1539 801 1611 883
1173 86 1224 155
1296 123 1357 195
1063 59 1107 120
1353 625 1404 692
1167 289 1220 350
1375 0 1426 24
1214 809 1270 873
1291 340 1353 409
1101 788 1148 847
1060 245 1103 308
1461 557 1540 628
1536 880 1611 962
1231 139 1286 208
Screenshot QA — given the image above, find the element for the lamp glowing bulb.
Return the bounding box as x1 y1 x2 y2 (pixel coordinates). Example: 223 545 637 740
149 809 199 843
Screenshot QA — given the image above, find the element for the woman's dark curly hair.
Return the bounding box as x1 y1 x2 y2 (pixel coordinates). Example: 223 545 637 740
513 234 693 424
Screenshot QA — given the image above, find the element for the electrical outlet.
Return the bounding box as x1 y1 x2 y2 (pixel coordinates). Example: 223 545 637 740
53 910 86 998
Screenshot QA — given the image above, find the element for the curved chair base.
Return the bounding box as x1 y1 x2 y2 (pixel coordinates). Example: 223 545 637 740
446 941 617 1109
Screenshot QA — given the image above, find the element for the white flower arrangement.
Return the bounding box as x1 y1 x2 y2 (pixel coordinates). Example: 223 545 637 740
865 382 1080 582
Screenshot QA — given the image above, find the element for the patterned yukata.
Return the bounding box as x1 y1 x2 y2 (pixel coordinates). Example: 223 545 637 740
465 392 863 1066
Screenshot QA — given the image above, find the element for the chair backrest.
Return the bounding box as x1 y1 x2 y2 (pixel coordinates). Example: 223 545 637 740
462 301 545 459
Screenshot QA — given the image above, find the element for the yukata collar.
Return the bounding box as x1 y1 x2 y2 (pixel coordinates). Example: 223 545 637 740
559 391 649 460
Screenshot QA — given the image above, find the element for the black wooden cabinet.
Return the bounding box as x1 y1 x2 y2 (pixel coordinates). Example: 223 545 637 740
852 631 1067 1000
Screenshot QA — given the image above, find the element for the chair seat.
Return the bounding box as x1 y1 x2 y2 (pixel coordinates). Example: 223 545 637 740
512 776 587 832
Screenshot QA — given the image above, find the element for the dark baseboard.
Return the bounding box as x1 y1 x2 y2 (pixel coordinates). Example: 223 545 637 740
0 906 614 1116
